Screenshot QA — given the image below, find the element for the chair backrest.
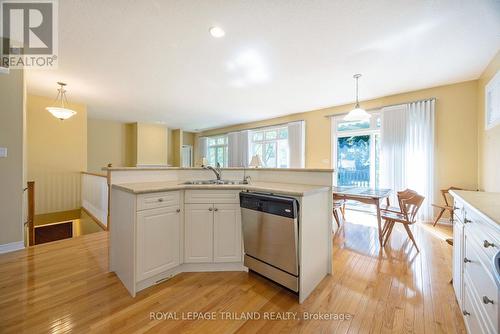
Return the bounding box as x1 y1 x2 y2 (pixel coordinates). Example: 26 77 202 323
401 193 425 224
396 189 418 212
441 186 462 206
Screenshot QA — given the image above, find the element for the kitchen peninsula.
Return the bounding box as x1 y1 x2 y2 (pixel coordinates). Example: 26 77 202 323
107 167 334 303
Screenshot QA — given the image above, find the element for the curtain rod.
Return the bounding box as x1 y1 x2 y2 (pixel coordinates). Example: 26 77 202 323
323 97 436 118
200 120 305 138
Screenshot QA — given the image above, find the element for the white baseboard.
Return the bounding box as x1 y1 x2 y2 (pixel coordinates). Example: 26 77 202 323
0 241 25 254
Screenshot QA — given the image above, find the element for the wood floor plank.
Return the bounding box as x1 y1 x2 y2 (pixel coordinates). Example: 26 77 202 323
0 211 466 334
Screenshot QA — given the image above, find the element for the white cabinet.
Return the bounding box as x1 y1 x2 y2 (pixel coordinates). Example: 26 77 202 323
450 191 500 334
214 204 242 263
453 218 464 307
184 191 242 264
184 204 214 263
136 205 181 281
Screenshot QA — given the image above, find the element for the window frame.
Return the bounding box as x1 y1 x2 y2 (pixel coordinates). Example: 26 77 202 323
250 125 289 168
206 135 228 167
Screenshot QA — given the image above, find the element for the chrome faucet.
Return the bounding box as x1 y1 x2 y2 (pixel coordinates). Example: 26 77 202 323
203 162 222 181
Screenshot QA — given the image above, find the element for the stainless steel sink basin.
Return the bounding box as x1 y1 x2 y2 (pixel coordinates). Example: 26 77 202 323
182 180 246 185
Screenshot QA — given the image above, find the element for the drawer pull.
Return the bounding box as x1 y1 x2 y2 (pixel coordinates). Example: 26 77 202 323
482 296 494 305
463 218 472 224
176 209 180 213
483 240 495 248
208 207 213 211
158 198 164 202
214 208 218 211
462 310 470 316
463 257 472 263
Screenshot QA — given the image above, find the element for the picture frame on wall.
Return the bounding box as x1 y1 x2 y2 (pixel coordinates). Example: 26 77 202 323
485 69 500 130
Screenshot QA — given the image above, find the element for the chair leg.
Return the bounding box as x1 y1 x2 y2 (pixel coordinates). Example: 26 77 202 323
383 221 395 247
433 208 445 226
403 224 419 252
340 203 346 220
333 209 340 228
381 219 391 239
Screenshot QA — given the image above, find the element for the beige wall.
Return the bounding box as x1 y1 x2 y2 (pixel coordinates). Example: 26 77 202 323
171 129 182 167
183 131 195 146
87 119 133 173
27 94 87 215
200 80 480 200
0 69 26 245
136 123 168 166
477 50 500 192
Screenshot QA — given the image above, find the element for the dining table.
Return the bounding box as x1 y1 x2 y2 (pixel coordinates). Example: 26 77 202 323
332 186 392 246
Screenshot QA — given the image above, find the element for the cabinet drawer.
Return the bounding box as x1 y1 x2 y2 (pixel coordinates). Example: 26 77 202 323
463 275 490 334
464 208 500 261
464 234 498 332
137 191 180 211
185 190 240 204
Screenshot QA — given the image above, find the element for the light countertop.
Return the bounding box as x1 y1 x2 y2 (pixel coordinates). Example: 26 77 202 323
451 190 500 226
112 181 331 197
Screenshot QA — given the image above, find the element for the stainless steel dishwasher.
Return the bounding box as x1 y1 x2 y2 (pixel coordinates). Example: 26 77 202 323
240 192 299 292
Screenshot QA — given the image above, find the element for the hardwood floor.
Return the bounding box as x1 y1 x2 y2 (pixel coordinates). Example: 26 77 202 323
0 211 466 333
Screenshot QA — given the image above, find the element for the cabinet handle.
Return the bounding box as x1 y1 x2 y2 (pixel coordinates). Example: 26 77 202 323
463 257 472 263
483 240 495 248
214 208 218 211
462 310 470 316
176 209 180 213
463 218 472 224
208 207 213 211
158 198 164 202
482 296 494 305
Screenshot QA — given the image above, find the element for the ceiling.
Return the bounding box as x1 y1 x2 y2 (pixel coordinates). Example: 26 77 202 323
26 0 500 131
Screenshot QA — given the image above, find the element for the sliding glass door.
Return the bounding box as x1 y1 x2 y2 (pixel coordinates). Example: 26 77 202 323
332 115 380 188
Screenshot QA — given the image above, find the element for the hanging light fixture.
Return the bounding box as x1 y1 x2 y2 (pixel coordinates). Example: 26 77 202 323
344 74 371 121
45 82 77 120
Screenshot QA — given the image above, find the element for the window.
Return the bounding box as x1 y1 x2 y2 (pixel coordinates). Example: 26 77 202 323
206 135 228 167
332 113 381 187
250 126 289 168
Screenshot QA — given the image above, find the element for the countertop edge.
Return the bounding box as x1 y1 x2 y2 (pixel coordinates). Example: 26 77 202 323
103 167 335 173
111 183 331 197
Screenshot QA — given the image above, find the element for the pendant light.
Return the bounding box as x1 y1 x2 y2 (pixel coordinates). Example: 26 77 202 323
45 82 77 120
344 74 371 121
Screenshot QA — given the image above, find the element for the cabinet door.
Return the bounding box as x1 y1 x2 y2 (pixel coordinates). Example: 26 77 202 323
137 206 180 281
453 219 464 308
213 204 242 263
185 204 214 263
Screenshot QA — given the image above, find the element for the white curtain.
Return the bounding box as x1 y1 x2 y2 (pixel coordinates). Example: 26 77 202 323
380 105 408 205
197 137 208 166
228 130 250 167
288 121 305 168
380 99 435 221
406 99 435 220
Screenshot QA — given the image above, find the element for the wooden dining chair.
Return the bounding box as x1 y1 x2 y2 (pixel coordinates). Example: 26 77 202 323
380 189 418 214
381 192 425 252
431 186 462 226
332 199 346 228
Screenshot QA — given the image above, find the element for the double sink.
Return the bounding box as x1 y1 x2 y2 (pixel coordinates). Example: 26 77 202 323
182 180 247 185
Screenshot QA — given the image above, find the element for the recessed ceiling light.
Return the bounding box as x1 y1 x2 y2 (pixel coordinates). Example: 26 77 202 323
209 26 225 38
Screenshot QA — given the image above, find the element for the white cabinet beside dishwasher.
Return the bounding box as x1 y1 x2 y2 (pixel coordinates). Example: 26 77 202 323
184 191 242 264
